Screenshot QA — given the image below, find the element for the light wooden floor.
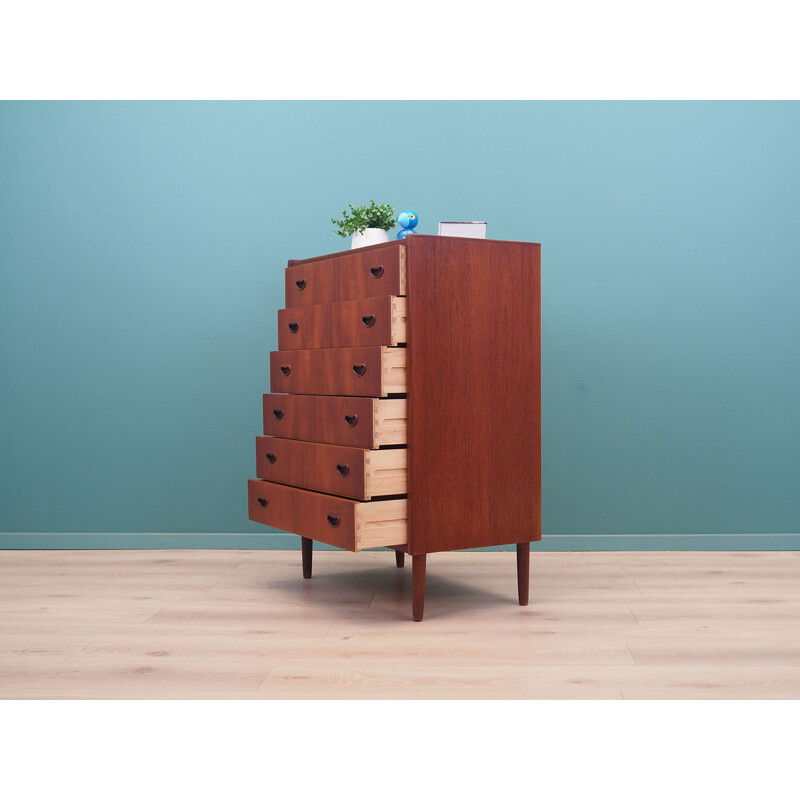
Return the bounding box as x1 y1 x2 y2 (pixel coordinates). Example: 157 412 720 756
1 549 799 699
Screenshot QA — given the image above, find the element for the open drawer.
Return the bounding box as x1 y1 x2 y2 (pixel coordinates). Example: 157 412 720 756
269 346 406 397
256 437 407 500
263 394 407 448
278 296 406 350
248 479 407 551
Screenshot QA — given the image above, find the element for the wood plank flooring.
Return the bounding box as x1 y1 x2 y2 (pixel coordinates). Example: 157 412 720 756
1 549 799 699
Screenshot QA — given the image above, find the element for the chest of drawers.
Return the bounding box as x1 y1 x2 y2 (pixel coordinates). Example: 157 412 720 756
248 234 541 620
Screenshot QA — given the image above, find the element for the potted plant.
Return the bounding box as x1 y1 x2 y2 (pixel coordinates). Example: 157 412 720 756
332 201 396 249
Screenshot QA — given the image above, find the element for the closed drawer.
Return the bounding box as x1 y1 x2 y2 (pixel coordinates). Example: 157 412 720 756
270 346 406 397
285 243 406 307
248 479 407 551
278 296 406 350
263 394 406 447
256 436 407 500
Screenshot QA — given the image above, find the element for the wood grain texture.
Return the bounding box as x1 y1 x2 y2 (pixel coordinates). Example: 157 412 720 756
270 346 406 397
2 551 800 698
278 296 405 350
255 436 407 500
247 480 407 551
262 394 407 448
285 241 406 308
405 235 541 554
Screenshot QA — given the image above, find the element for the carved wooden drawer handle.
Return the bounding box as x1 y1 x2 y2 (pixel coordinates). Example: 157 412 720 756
288 322 299 333
280 365 291 376
344 414 358 427
295 279 306 290
327 514 340 527
257 497 268 507
265 453 277 464
352 364 366 376
336 463 350 477
370 265 384 278
361 314 376 328
273 408 284 420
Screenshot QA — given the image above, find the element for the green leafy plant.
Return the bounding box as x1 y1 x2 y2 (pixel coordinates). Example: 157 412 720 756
332 201 396 237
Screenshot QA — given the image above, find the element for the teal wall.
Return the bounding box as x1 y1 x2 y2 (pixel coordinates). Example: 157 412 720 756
1 101 799 550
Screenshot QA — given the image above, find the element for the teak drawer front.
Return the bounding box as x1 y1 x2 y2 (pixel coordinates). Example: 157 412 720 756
263 394 407 448
270 346 406 397
256 436 407 500
248 479 408 551
278 296 406 350
285 244 406 307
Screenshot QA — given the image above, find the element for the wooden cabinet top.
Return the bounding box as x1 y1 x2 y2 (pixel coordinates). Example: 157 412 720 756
286 234 541 267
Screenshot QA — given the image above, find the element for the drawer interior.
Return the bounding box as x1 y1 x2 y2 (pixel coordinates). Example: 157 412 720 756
356 498 408 550
373 398 407 446
365 447 407 498
381 347 407 395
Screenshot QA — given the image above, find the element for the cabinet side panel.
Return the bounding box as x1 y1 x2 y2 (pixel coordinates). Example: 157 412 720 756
407 237 541 554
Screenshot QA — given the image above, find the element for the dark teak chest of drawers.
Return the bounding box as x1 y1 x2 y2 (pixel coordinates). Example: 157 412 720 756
248 234 541 620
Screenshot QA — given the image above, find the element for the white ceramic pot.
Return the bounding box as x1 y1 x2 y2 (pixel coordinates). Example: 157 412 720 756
351 228 390 249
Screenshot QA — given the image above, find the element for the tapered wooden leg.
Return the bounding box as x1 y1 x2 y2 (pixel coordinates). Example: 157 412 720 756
301 537 312 579
395 550 405 568
412 554 426 621
516 542 530 605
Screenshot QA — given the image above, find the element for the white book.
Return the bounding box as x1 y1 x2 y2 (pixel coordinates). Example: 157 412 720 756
438 221 487 239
